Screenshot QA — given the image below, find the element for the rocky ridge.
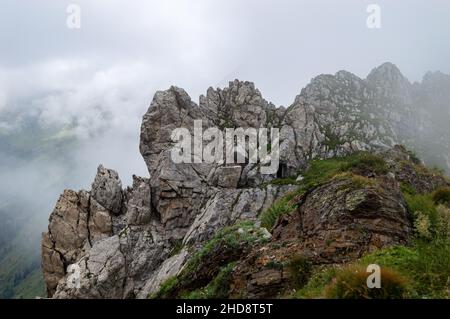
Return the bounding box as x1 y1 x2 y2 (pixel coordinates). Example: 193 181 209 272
41 63 450 298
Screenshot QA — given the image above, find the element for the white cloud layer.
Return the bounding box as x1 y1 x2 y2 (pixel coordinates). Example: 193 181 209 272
0 0 449 254
1 0 450 184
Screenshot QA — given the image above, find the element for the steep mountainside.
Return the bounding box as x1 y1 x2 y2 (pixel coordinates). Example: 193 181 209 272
41 63 450 299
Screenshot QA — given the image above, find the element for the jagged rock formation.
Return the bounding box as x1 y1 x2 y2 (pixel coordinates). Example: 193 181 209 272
154 146 449 299
41 63 450 299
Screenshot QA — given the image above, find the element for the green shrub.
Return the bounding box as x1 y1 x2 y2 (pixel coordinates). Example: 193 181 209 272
359 246 419 269
436 205 450 239
324 265 409 299
407 240 450 297
400 182 417 196
432 187 450 205
288 256 312 289
404 193 440 240
414 212 433 239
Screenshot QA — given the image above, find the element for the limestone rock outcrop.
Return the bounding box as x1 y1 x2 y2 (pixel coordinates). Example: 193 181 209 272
41 63 450 299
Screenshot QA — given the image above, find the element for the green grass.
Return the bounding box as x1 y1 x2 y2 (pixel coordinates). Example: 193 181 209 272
324 265 410 299
169 239 184 257
294 241 450 299
404 193 440 240
182 262 236 299
260 197 297 230
152 221 270 298
261 177 300 188
288 256 312 289
432 187 450 205
155 276 180 299
400 182 417 196
360 241 450 298
182 221 269 276
295 152 387 193
260 152 388 229
294 266 338 298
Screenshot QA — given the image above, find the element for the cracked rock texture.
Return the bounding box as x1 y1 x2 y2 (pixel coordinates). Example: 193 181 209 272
42 63 450 298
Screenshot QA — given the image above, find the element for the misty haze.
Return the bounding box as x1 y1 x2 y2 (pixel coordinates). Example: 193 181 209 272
0 0 449 302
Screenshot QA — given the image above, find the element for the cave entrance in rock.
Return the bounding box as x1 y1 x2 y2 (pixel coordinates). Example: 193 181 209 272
277 163 288 179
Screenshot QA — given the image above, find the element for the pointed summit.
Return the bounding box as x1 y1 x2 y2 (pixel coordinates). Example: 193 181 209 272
366 62 411 95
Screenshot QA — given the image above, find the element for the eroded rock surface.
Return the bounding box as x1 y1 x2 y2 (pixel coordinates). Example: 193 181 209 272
42 63 450 299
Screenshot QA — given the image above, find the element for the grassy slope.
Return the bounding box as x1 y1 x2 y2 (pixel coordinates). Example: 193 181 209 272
154 152 450 299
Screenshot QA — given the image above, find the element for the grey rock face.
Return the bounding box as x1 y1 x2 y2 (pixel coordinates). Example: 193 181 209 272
88 198 113 243
52 235 126 299
91 165 123 215
213 166 242 188
183 185 296 246
137 248 189 298
41 189 113 296
125 176 151 226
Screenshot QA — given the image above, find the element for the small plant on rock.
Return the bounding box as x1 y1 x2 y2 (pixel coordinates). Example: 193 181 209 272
324 265 409 299
432 187 450 205
288 255 312 289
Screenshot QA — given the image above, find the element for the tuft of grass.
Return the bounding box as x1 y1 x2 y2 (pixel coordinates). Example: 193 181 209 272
153 276 179 299
182 221 269 276
169 239 184 257
400 182 417 196
263 177 300 187
432 187 450 205
436 205 450 239
294 266 339 298
301 152 387 192
288 256 312 289
340 153 389 175
260 197 297 230
404 193 440 240
324 265 410 299
332 172 378 189
183 262 236 299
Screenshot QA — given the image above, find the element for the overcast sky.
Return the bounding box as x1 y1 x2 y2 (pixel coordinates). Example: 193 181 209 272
1 0 450 185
